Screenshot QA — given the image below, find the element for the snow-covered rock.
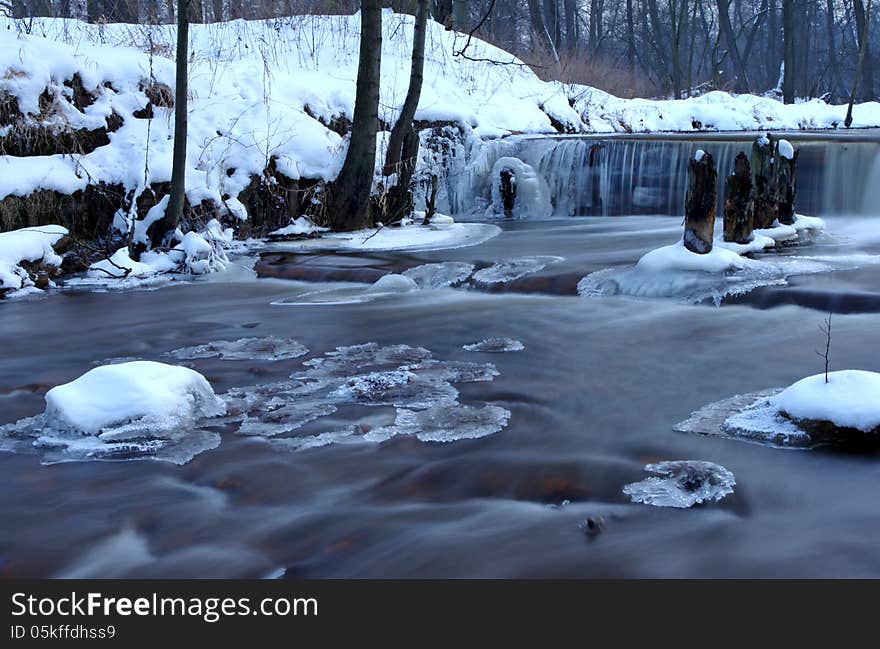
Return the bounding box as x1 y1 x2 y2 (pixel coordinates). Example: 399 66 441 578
773 370 880 433
0 361 227 464
0 225 67 294
44 361 226 437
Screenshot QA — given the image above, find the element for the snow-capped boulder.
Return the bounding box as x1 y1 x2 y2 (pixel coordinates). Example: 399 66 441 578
773 370 880 434
45 361 226 438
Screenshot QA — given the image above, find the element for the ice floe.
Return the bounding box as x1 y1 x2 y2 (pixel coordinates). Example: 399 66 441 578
463 337 525 353
219 343 507 447
473 256 564 284
623 461 735 508
402 262 475 289
166 337 309 361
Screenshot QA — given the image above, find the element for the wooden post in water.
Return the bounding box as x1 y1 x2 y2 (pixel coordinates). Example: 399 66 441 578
499 168 516 217
723 152 754 244
775 139 798 225
750 134 776 229
683 150 717 254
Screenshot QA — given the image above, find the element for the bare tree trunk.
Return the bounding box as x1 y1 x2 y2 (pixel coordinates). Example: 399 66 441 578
825 0 840 99
384 0 428 174
326 0 382 232
717 0 750 92
527 0 561 73
150 0 189 249
852 0 875 100
782 0 796 102
846 0 872 125
452 0 468 29
563 0 578 53
626 0 636 72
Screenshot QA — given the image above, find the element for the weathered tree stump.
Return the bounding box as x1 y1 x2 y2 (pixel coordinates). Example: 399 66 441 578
723 152 754 244
683 150 717 254
750 134 776 229
775 139 798 225
499 168 516 217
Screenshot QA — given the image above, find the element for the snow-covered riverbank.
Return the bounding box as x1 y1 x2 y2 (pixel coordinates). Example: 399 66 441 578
3 12 880 224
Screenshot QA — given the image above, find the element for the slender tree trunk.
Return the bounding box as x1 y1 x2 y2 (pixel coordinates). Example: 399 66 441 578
327 0 382 231
826 0 840 100
767 0 778 88
563 0 578 53
782 0 796 102
717 0 750 92
852 0 876 100
152 0 189 249
384 0 428 174
847 0 873 124
527 0 561 73
626 0 636 72
452 0 468 29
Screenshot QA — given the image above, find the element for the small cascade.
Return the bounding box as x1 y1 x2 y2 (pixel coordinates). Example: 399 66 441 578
448 134 880 218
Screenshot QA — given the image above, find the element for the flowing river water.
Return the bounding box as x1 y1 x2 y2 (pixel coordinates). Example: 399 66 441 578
2 134 880 578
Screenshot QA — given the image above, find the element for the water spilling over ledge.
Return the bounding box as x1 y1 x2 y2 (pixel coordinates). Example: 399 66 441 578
445 131 880 218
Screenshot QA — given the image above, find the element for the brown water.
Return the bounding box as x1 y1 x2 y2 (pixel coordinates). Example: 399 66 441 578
3 216 880 578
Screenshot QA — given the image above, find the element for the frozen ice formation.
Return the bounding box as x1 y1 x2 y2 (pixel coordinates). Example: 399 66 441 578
166 336 309 361
463 337 525 353
674 389 810 448
402 262 475 289
366 274 420 294
272 275 420 307
298 343 433 376
578 215 836 304
220 343 507 448
577 256 833 305
623 461 735 508
473 256 564 284
677 371 880 449
0 361 226 464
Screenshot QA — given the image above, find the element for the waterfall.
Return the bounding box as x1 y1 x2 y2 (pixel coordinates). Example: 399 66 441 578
448 134 880 218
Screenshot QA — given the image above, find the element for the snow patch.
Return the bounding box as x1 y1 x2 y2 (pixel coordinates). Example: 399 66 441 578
0 225 67 294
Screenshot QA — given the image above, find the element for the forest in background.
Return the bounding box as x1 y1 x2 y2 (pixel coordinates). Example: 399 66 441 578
3 0 877 103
